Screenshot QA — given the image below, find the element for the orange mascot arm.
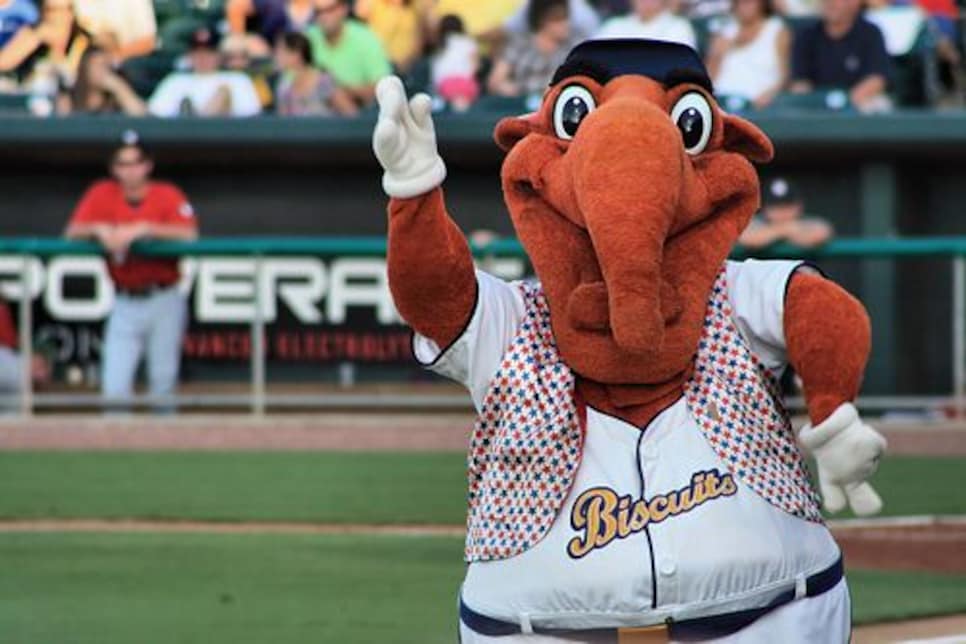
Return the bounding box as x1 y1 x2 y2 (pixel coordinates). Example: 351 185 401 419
387 187 477 348
784 271 871 425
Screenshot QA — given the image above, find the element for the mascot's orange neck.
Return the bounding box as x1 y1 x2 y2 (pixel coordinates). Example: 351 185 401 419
576 373 689 428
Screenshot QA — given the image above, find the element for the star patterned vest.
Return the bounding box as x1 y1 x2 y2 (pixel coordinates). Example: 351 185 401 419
464 265 822 563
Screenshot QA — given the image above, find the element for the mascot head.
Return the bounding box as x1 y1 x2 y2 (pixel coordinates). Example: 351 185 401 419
494 39 774 385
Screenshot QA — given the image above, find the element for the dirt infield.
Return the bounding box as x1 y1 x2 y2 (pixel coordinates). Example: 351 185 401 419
853 615 966 643
0 413 475 451
833 518 966 575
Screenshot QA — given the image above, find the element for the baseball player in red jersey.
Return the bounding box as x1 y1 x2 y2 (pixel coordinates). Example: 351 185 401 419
64 132 197 407
0 299 50 397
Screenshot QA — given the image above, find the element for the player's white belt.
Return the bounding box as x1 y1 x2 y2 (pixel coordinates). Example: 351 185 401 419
459 555 843 641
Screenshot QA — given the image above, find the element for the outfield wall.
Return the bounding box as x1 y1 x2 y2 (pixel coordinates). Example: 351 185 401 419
0 113 963 396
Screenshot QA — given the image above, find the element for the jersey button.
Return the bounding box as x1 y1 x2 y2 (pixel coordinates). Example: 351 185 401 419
659 558 677 577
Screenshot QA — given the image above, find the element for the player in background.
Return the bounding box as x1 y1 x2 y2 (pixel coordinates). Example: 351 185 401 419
0 298 50 401
64 131 198 410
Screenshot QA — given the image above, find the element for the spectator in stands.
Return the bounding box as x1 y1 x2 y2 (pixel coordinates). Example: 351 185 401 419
790 0 892 112
915 0 959 60
595 0 697 48
863 0 927 57
0 0 38 49
0 299 51 398
587 0 631 19
504 0 601 41
148 27 262 117
354 0 427 73
678 0 733 19
866 0 961 93
912 0 962 98
220 34 274 109
64 133 197 409
0 0 90 88
305 0 392 107
429 0 524 50
707 0 790 109
226 0 318 57
0 0 37 90
431 14 479 112
774 0 819 15
73 0 157 63
63 46 147 115
275 31 357 115
488 0 577 99
739 177 833 249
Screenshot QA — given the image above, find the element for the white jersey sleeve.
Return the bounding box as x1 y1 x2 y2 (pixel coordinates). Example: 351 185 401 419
725 259 805 376
412 270 526 411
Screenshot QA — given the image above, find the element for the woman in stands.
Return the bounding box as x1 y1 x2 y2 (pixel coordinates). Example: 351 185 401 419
0 0 89 88
274 31 357 116
706 0 790 110
66 46 146 115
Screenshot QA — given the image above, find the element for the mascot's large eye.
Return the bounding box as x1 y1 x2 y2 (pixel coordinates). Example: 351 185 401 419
553 85 596 140
670 92 713 155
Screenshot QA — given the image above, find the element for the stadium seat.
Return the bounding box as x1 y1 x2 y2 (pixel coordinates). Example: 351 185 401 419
890 23 940 107
715 94 752 113
768 90 852 111
690 15 730 57
155 0 227 53
471 94 531 115
0 93 29 115
121 52 180 98
159 16 209 53
400 58 432 96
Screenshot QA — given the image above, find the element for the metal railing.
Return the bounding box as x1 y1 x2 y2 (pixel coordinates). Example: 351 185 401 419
0 236 963 416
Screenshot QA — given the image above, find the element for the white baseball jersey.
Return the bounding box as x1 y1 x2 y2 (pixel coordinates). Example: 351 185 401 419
413 260 843 634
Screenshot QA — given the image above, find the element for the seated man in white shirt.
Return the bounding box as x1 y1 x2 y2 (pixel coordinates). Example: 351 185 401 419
596 0 698 49
148 27 262 118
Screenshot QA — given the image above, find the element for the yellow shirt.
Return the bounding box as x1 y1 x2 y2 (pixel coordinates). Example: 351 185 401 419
432 0 523 37
355 0 422 68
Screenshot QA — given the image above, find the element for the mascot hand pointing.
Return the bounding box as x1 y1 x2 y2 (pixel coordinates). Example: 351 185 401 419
373 76 447 199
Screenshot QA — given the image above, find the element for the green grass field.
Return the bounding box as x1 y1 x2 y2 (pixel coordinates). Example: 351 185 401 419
0 531 464 644
0 452 962 524
0 532 965 644
0 452 963 642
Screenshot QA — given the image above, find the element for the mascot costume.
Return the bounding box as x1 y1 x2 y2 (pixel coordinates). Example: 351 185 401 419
372 39 887 643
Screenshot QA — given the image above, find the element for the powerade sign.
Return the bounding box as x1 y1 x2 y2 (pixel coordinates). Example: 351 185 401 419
0 255 525 367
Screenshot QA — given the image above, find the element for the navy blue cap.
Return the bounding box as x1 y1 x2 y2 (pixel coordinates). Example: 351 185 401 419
550 39 712 93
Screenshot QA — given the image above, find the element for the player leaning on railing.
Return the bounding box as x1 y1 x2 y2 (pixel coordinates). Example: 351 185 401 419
63 131 197 409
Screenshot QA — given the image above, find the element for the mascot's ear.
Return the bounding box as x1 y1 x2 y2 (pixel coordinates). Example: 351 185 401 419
494 114 538 153
722 114 774 163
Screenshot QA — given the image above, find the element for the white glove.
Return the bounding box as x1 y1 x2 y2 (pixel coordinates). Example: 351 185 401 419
799 402 887 517
372 75 446 199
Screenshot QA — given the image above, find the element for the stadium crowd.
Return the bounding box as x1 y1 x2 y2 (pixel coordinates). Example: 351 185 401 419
0 0 959 117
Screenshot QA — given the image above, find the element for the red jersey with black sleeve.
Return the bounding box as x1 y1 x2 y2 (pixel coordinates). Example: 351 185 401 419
68 180 197 291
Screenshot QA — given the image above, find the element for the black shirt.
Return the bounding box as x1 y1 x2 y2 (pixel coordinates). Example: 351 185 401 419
791 17 892 90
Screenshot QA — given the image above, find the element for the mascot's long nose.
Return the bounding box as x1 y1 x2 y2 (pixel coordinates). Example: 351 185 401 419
568 98 686 355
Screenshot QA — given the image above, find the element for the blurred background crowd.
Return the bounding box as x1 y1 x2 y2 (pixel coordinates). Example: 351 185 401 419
0 0 959 118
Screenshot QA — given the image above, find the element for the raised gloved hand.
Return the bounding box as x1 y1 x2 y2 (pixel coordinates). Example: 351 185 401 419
798 402 887 517
372 76 446 199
